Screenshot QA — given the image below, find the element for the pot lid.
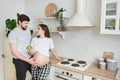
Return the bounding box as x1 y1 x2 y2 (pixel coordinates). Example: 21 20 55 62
106 58 117 63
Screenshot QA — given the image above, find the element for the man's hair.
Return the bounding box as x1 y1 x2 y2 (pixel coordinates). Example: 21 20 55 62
17 14 30 24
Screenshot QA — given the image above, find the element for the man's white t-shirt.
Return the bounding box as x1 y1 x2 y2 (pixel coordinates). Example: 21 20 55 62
8 28 31 58
31 37 54 57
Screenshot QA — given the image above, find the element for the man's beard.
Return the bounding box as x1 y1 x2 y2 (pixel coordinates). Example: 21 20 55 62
21 26 27 30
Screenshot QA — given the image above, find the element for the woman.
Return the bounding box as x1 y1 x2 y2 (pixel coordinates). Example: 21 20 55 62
29 24 63 80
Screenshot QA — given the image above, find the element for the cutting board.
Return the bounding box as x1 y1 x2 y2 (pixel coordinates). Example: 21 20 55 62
103 51 114 61
45 3 57 17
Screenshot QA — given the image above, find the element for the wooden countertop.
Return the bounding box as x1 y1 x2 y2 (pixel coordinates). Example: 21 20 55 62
50 56 117 80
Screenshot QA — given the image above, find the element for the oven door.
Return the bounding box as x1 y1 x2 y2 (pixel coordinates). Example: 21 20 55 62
55 72 79 80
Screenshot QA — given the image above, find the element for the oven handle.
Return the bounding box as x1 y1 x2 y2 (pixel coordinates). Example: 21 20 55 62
56 75 68 80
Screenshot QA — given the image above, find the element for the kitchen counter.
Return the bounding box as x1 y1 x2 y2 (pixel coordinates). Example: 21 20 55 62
50 56 117 80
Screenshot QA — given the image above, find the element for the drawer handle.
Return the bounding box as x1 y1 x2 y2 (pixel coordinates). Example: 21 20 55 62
92 77 97 80
1 54 6 58
56 75 68 80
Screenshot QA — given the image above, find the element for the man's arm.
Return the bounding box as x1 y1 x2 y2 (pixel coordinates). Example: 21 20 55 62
9 42 36 65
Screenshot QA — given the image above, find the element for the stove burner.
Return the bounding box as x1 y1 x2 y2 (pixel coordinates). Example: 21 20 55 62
67 59 74 61
61 61 70 65
71 63 79 67
77 61 86 64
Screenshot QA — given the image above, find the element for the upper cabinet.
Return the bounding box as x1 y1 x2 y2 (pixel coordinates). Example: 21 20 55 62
100 0 120 34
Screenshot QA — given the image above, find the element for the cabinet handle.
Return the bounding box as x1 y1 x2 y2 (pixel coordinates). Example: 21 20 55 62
55 75 68 80
92 77 97 80
1 54 6 58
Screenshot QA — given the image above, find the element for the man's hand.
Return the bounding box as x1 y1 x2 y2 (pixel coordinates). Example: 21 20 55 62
28 58 37 66
28 49 35 55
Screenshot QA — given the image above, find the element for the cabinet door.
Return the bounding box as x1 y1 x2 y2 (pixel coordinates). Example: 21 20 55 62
47 66 55 80
84 75 101 80
3 38 16 80
100 0 120 34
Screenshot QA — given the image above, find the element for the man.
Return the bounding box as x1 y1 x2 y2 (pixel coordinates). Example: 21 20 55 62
8 14 36 80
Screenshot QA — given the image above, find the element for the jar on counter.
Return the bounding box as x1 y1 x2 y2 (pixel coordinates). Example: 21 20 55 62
98 57 104 63
99 61 106 70
106 58 118 70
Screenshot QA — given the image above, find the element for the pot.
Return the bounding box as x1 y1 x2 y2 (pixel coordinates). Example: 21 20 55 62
57 27 66 31
106 58 117 70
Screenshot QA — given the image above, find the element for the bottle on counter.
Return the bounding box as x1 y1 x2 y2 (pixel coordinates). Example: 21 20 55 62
99 61 106 70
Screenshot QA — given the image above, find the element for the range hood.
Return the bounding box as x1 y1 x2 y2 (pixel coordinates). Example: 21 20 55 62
66 0 93 27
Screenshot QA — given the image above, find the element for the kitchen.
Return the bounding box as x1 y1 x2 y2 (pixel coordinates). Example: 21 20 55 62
0 0 120 80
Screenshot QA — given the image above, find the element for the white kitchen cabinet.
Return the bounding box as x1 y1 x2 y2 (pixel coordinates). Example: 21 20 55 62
54 67 82 80
100 0 120 34
83 75 101 80
47 66 55 80
3 38 16 80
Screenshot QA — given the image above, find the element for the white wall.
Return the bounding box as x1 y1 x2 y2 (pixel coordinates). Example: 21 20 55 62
25 0 75 32
0 0 25 79
51 28 120 67
25 0 120 68
25 0 101 30
25 0 75 18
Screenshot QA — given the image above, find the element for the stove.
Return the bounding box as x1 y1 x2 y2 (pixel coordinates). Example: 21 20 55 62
57 58 92 71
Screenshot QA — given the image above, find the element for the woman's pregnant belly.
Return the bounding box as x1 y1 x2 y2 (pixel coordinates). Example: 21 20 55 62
33 52 50 67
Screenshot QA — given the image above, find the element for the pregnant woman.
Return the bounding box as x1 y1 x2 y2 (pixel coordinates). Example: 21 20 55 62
28 24 63 80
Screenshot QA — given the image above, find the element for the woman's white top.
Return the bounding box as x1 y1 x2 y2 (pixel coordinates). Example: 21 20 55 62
31 37 54 57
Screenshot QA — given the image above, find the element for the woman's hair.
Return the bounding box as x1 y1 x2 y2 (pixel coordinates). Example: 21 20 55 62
37 24 50 38
17 14 30 24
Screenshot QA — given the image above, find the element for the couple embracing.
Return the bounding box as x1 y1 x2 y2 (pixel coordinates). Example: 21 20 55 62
8 14 63 80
